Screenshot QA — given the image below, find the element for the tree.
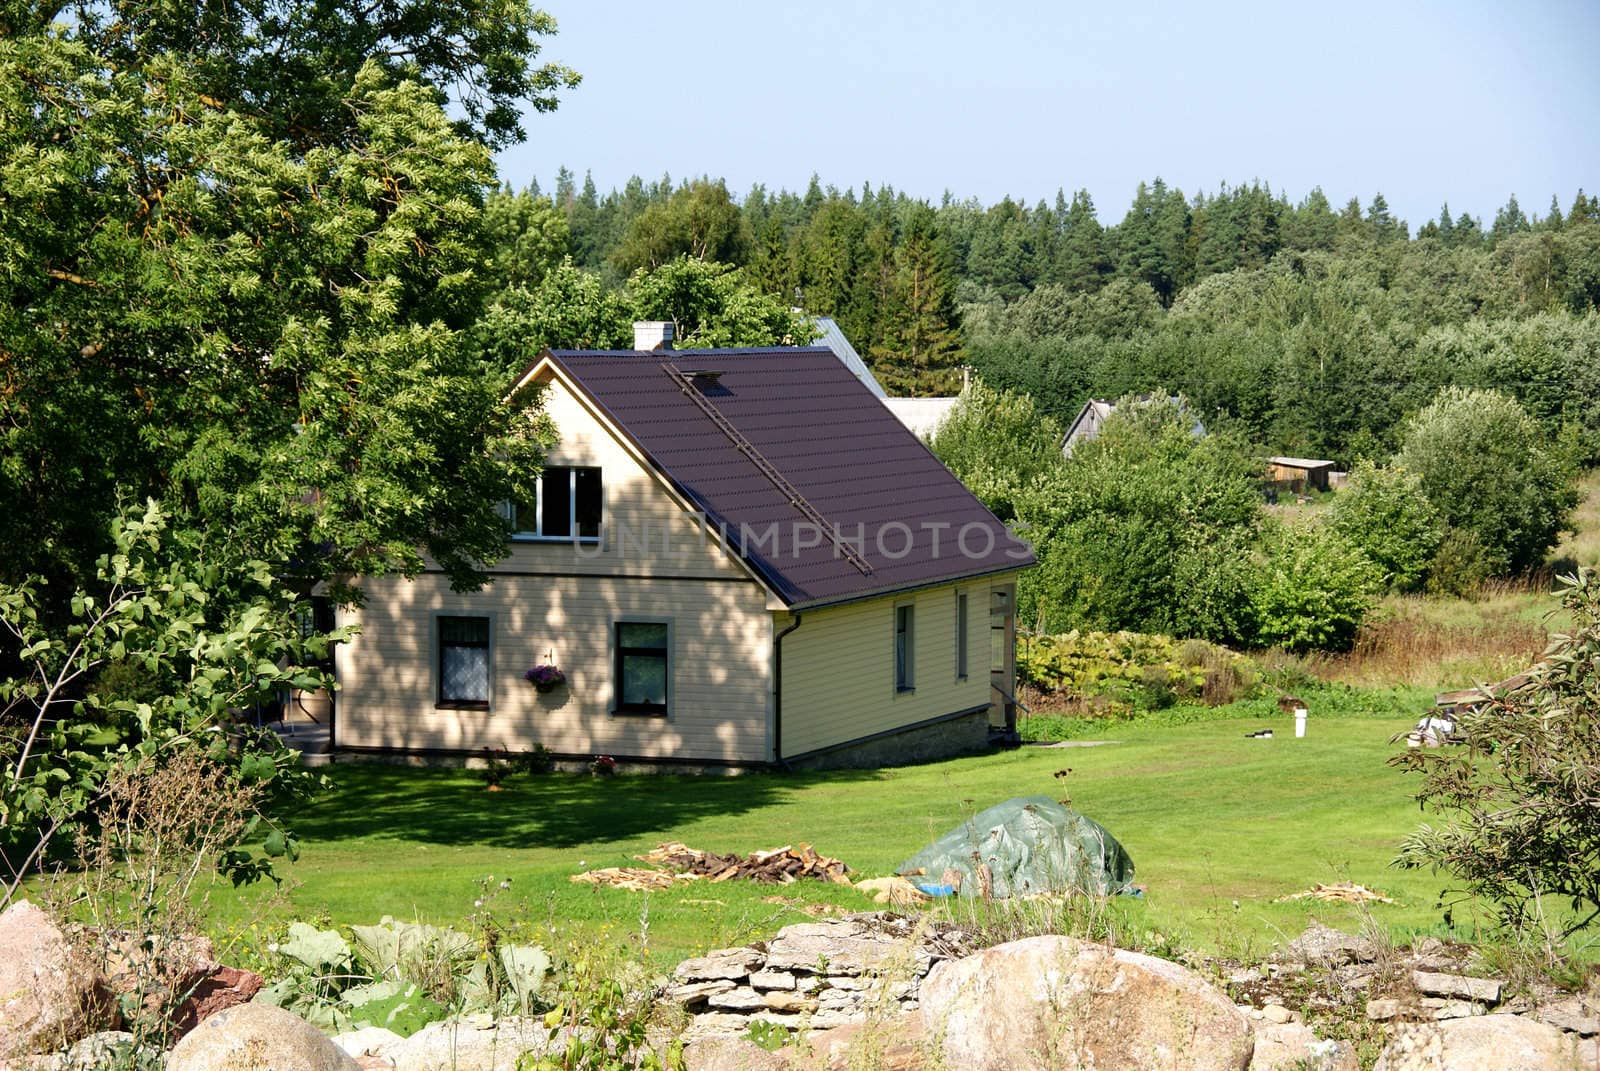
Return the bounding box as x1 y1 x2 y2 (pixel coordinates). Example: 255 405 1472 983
929 382 1064 522
11 0 580 151
482 185 571 291
1394 569 1600 936
1015 395 1264 641
1053 189 1113 291
1 503 330 904
1330 461 1444 592
1398 387 1578 575
611 178 751 274
871 205 963 394
0 27 558 604
1250 522 1379 652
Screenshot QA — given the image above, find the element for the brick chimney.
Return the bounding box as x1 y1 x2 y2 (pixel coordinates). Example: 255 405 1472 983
633 321 674 351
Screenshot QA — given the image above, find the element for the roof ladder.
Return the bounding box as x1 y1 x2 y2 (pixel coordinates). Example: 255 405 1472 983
661 362 873 576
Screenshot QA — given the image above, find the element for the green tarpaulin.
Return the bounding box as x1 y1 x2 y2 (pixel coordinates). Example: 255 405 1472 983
896 796 1136 899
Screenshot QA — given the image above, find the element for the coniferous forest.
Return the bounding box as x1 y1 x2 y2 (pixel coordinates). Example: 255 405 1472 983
494 172 1600 465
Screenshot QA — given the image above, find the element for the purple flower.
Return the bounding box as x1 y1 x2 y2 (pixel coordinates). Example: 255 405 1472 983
524 664 566 690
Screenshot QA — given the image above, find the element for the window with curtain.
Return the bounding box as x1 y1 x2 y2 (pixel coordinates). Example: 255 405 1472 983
438 616 490 708
895 604 915 692
616 621 669 714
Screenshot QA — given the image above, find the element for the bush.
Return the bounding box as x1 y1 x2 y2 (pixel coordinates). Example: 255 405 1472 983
1018 629 1259 713
1329 460 1443 592
929 380 1065 522
1398 386 1578 576
1015 393 1263 641
1394 569 1600 936
1250 523 1381 653
1425 528 1497 597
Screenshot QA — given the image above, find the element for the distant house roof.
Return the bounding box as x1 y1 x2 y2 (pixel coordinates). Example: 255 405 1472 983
529 347 1034 609
881 396 961 440
1266 456 1337 471
1062 395 1202 457
812 316 887 398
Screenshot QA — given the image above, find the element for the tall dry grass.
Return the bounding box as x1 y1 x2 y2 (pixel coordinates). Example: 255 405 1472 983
1308 602 1549 689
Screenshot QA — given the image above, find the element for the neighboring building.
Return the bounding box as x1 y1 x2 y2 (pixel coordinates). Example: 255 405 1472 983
332 325 1034 770
1265 457 1337 494
1061 395 1204 457
882 396 962 441
1060 400 1117 457
812 316 887 399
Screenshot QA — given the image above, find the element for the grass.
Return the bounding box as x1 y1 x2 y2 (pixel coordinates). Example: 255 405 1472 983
201 692 1488 968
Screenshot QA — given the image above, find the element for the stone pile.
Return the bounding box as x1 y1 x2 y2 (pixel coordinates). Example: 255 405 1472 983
665 913 974 1038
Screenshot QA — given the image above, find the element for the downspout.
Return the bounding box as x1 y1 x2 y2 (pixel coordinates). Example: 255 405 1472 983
772 613 803 771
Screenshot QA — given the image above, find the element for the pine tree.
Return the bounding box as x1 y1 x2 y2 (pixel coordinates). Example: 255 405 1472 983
871 206 962 394
1490 194 1530 243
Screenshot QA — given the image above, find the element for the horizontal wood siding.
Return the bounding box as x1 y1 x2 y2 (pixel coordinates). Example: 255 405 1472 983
496 374 755 581
779 573 1021 757
336 572 773 762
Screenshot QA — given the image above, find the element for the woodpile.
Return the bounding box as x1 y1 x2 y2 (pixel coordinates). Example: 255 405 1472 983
637 841 853 885
1276 881 1394 904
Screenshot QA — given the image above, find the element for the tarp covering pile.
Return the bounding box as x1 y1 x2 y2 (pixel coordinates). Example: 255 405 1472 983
896 796 1136 899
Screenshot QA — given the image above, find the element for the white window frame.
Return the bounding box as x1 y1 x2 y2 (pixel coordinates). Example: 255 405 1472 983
503 466 603 543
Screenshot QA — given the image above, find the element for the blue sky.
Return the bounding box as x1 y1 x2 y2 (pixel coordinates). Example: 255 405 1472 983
496 0 1600 228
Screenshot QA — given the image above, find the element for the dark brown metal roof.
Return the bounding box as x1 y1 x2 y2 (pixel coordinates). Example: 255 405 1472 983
545 346 1036 608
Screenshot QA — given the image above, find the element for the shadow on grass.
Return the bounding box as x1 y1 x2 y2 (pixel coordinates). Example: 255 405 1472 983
291 764 886 850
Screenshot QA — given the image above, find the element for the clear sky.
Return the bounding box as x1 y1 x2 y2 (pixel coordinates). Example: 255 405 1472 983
495 0 1600 229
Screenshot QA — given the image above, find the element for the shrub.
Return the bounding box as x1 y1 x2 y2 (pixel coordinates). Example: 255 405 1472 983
1250 523 1381 653
1329 460 1443 592
1015 393 1263 641
1393 569 1600 937
1398 386 1578 576
929 380 1065 522
1018 629 1259 713
1425 528 1496 597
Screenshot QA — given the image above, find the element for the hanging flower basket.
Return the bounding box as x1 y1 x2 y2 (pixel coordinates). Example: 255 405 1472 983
524 664 567 694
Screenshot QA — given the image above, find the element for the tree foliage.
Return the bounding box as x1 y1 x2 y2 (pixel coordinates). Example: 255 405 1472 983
0 27 557 602
1 503 333 903
1394 570 1600 935
1398 388 1578 576
1330 461 1443 593
929 382 1064 522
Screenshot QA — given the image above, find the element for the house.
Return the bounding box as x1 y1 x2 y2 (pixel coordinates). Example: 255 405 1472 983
881 396 962 441
1265 457 1337 494
331 324 1035 769
1061 394 1204 457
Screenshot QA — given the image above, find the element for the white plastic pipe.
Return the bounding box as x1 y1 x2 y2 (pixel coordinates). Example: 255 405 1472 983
1294 707 1308 738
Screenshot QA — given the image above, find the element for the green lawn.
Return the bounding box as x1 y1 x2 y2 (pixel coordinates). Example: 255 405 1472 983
201 694 1486 968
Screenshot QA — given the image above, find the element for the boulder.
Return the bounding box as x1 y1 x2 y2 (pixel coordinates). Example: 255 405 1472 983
334 1027 406 1059
0 900 101 1056
683 1036 789 1071
796 1014 928 1071
386 1016 558 1071
172 964 265 1034
1411 970 1502 1005
1251 1022 1358 1071
1279 921 1375 967
166 1002 360 1071
919 935 1253 1071
1373 1014 1590 1071
763 920 929 977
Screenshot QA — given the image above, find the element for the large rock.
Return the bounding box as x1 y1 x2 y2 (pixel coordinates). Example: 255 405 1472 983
763 920 930 977
1252 1022 1358 1071
172 964 265 1034
0 900 101 1056
166 1002 360 1071
918 935 1253 1071
1279 921 1375 967
386 1016 558 1071
1373 1015 1591 1071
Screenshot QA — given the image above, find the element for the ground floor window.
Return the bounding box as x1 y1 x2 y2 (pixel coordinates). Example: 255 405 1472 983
895 604 915 692
616 621 669 715
438 615 490 709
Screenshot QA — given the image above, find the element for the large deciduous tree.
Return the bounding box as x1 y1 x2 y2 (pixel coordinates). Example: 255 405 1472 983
0 8 575 603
